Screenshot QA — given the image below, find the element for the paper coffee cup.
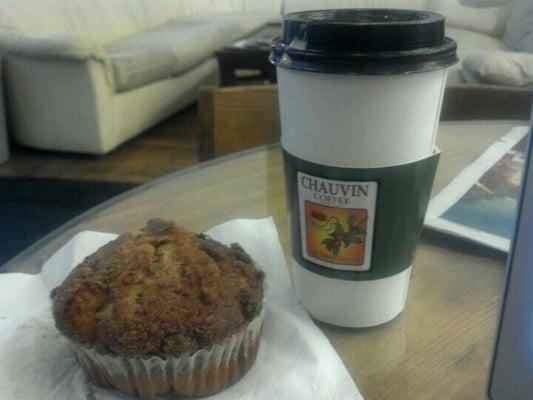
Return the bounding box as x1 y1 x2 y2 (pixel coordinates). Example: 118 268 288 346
271 9 457 327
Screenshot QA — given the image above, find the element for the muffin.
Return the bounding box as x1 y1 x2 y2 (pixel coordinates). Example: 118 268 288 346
51 219 265 399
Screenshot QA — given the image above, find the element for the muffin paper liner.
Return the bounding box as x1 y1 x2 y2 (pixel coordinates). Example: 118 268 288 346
72 307 265 400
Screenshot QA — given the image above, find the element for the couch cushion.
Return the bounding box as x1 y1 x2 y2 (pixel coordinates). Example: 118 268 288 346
0 0 149 45
445 27 509 84
284 0 429 13
143 0 281 27
427 0 508 38
105 28 179 94
447 27 508 59
0 0 281 47
503 0 533 52
462 52 533 87
106 14 272 93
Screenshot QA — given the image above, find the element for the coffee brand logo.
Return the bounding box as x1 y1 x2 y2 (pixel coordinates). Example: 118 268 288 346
298 172 377 271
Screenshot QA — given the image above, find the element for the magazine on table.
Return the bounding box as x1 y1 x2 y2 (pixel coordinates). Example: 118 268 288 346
424 126 531 252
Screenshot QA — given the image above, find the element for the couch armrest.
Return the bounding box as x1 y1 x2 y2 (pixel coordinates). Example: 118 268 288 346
0 31 105 61
4 55 111 153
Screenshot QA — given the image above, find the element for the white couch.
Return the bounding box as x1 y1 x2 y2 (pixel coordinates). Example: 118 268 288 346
0 0 281 154
1 0 529 155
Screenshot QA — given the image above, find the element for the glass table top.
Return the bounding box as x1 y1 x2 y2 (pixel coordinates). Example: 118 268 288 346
2 121 521 399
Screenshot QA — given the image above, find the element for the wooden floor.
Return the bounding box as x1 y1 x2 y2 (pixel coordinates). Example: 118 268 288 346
0 105 200 184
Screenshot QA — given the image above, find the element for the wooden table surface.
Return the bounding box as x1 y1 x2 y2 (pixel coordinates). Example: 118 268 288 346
3 121 521 400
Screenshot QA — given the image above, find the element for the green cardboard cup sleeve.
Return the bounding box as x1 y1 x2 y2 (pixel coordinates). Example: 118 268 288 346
284 149 441 327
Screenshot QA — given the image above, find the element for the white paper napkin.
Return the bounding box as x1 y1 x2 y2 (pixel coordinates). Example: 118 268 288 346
0 218 362 400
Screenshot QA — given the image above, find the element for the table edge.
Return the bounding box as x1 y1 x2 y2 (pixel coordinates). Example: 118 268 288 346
2 120 525 273
0 144 280 273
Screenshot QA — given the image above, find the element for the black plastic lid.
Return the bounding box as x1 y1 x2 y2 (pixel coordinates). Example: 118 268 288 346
270 9 458 75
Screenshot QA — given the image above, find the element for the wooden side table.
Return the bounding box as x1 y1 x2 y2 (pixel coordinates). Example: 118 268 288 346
215 23 280 86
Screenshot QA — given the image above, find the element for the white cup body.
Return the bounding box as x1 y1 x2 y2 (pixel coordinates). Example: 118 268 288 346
278 67 447 168
293 260 412 327
279 67 448 327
